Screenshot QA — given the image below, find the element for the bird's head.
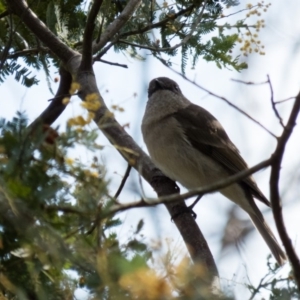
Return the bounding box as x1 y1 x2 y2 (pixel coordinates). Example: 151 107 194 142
148 77 182 98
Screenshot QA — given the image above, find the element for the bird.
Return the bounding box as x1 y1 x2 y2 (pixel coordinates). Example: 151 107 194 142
141 76 286 265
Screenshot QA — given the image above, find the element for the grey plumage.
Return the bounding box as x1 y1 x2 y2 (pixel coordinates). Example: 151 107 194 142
142 77 286 265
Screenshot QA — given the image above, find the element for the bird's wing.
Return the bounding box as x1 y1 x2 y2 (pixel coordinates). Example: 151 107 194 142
173 103 269 206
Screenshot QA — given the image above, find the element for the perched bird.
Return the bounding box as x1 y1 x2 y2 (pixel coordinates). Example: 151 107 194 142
141 77 286 265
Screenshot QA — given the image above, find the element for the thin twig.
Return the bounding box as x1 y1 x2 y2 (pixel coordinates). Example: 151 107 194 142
47 93 74 102
248 274 290 300
170 68 278 138
270 90 300 291
120 4 195 38
267 75 284 127
114 164 131 199
93 40 117 60
231 78 268 85
7 47 50 59
274 96 296 104
95 58 128 69
105 158 272 217
44 205 84 215
93 0 142 53
118 39 171 52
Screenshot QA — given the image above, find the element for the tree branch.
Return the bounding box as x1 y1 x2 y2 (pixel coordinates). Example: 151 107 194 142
80 0 104 71
120 4 195 38
29 67 72 127
114 164 131 199
270 91 300 290
6 47 50 59
105 157 272 215
93 41 117 60
170 68 278 138
267 75 284 127
93 0 142 53
95 58 128 69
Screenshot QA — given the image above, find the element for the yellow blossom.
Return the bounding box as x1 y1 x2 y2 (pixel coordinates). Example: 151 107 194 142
62 97 70 105
84 170 99 178
81 93 101 111
67 116 88 127
87 112 95 122
90 171 99 178
69 82 80 94
119 268 171 300
65 157 74 165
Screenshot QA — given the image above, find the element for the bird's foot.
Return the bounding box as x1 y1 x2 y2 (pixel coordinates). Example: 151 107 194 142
171 194 203 221
171 206 197 220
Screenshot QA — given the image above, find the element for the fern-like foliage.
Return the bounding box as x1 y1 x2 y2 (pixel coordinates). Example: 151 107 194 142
0 0 248 84
0 59 39 87
111 0 246 73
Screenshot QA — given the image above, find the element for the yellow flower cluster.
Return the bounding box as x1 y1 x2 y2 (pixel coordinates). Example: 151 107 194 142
68 93 101 128
65 157 74 166
83 169 99 178
69 82 80 95
0 146 7 163
67 115 92 127
111 104 124 112
81 93 101 112
119 268 171 300
237 2 271 56
62 97 70 105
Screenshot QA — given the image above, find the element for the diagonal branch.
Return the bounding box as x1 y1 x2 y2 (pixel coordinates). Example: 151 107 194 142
120 4 195 38
114 164 132 199
96 58 128 69
105 157 272 216
92 0 142 53
270 91 300 290
80 0 104 71
29 67 72 127
170 68 277 138
6 47 50 59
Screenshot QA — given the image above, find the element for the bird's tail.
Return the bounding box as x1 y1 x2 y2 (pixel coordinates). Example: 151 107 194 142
249 212 286 266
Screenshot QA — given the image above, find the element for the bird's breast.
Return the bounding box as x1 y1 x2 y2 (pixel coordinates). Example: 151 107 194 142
142 117 225 189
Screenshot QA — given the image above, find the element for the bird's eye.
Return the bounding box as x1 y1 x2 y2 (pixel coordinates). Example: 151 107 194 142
174 85 180 92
